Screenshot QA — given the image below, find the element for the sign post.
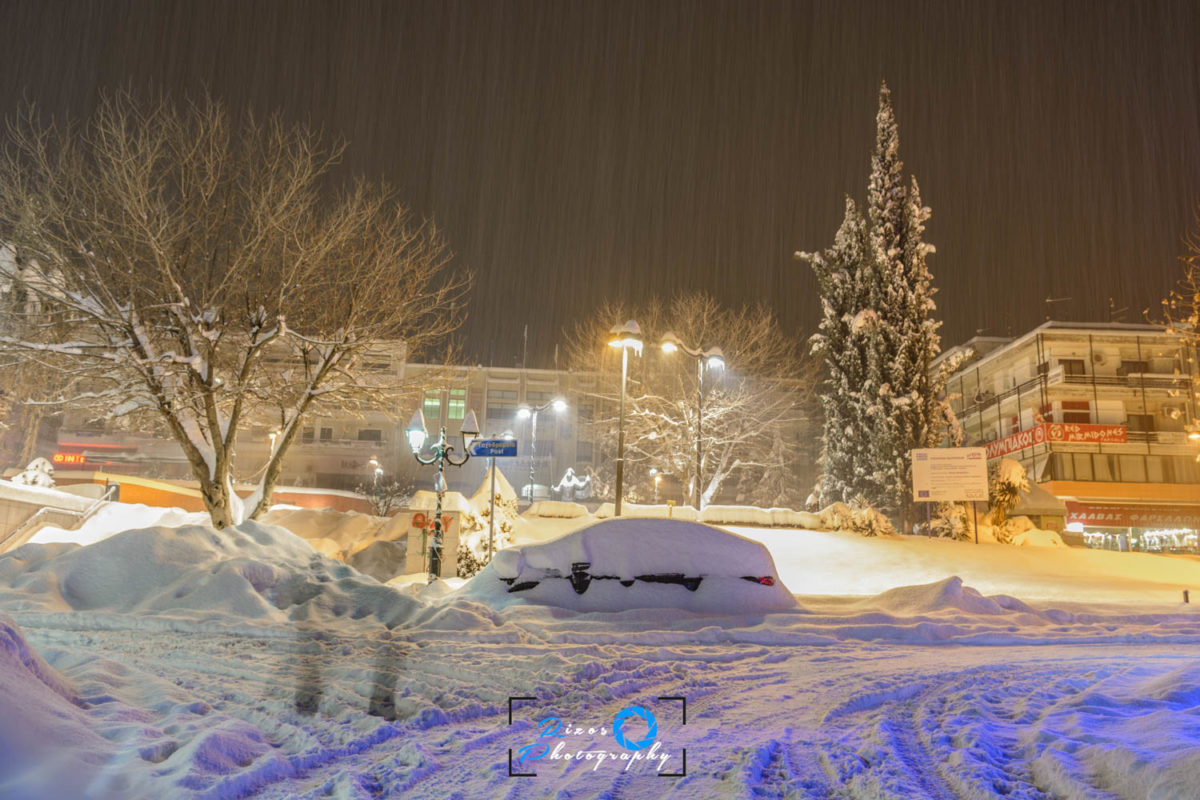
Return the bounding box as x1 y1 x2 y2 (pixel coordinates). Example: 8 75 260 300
911 448 989 543
470 439 520 559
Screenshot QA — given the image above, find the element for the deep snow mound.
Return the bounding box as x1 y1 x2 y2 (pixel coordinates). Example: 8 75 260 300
0 521 422 627
0 614 116 798
459 518 795 613
864 576 1035 616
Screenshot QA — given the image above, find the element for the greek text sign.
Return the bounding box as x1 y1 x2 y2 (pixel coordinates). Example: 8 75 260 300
911 447 989 502
985 424 1127 459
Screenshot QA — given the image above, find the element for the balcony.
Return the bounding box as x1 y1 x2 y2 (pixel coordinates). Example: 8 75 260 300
1124 430 1192 445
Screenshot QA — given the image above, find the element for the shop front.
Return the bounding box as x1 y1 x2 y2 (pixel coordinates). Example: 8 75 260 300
1065 502 1200 554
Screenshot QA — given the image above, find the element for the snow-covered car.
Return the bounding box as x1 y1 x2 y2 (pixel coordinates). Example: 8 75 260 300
462 518 795 613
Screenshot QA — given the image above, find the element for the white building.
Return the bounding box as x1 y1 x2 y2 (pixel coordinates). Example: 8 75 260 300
937 321 1200 552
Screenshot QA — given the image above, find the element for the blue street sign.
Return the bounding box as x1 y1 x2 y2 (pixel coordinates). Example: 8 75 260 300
469 439 519 458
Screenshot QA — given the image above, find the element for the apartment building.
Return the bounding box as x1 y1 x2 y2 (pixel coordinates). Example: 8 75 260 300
937 322 1200 552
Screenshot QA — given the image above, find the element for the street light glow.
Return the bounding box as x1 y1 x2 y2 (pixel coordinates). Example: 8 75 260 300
406 409 428 453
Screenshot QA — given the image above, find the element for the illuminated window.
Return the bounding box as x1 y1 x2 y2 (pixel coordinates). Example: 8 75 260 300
423 390 441 422
448 388 466 420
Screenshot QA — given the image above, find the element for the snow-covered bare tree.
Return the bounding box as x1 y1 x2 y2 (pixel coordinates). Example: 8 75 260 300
564 294 811 509
1159 207 1200 442
0 94 468 527
0 242 75 465
798 82 948 528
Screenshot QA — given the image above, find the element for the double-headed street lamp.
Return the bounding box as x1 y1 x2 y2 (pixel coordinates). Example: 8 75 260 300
406 407 479 578
661 331 725 510
608 320 643 517
516 396 568 502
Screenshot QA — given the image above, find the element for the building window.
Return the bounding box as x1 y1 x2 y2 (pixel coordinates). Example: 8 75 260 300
320 427 333 441
486 389 519 420
527 390 553 406
1071 453 1094 481
448 388 466 420
1126 413 1155 432
1061 400 1091 424
576 441 593 463
357 429 382 442
423 390 441 422
1059 358 1086 376
577 403 594 425
1119 359 1149 376
301 427 314 443
1120 455 1147 482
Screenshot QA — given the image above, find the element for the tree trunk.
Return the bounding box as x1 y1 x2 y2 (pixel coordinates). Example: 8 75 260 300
201 478 236 529
17 404 44 465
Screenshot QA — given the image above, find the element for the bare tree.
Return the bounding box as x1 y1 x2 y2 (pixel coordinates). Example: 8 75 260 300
0 94 468 527
1160 208 1200 440
564 294 813 509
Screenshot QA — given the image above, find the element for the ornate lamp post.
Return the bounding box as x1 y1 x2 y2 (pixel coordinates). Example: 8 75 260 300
607 320 643 516
516 396 568 502
406 407 479 578
661 331 725 510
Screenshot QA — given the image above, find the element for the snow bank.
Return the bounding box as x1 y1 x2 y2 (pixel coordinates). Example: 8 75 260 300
459 518 795 613
259 506 390 553
859 576 1034 616
0 614 114 799
524 500 589 518
0 522 422 627
593 502 700 521
0 478 94 512
699 505 773 525
1011 528 1065 548
30 503 208 547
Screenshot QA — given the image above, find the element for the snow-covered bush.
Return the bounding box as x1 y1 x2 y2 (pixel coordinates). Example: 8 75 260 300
817 497 896 537
457 467 519 577
10 457 55 488
989 458 1030 544
930 501 971 541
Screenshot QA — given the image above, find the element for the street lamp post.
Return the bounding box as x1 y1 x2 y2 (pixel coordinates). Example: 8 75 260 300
608 321 643 517
661 331 725 510
406 408 479 579
517 397 568 503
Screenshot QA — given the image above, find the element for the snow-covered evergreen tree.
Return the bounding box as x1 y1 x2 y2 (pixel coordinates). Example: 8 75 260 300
797 198 874 505
801 81 946 526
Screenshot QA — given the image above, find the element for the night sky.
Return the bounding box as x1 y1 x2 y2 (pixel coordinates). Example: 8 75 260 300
2 0 1198 366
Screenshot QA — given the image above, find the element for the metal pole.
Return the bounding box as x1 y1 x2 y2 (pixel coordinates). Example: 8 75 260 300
529 410 537 503
615 346 628 517
972 501 979 545
695 357 703 510
431 427 446 577
488 455 497 560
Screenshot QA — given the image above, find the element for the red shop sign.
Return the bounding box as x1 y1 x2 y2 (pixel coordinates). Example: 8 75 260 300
986 423 1127 459
1066 502 1200 529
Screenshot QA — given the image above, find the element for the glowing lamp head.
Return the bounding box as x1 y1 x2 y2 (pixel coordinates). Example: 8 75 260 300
551 397 567 414
660 330 682 354
406 409 428 453
608 320 644 354
460 409 480 448
516 405 532 420
705 347 726 370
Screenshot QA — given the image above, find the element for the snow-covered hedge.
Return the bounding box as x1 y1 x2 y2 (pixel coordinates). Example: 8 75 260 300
524 501 589 519
593 502 700 521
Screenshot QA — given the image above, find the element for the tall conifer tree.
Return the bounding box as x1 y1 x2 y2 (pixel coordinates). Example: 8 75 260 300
800 81 945 525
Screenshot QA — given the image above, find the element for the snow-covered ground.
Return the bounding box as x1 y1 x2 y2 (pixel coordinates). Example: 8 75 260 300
1 502 1198 799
